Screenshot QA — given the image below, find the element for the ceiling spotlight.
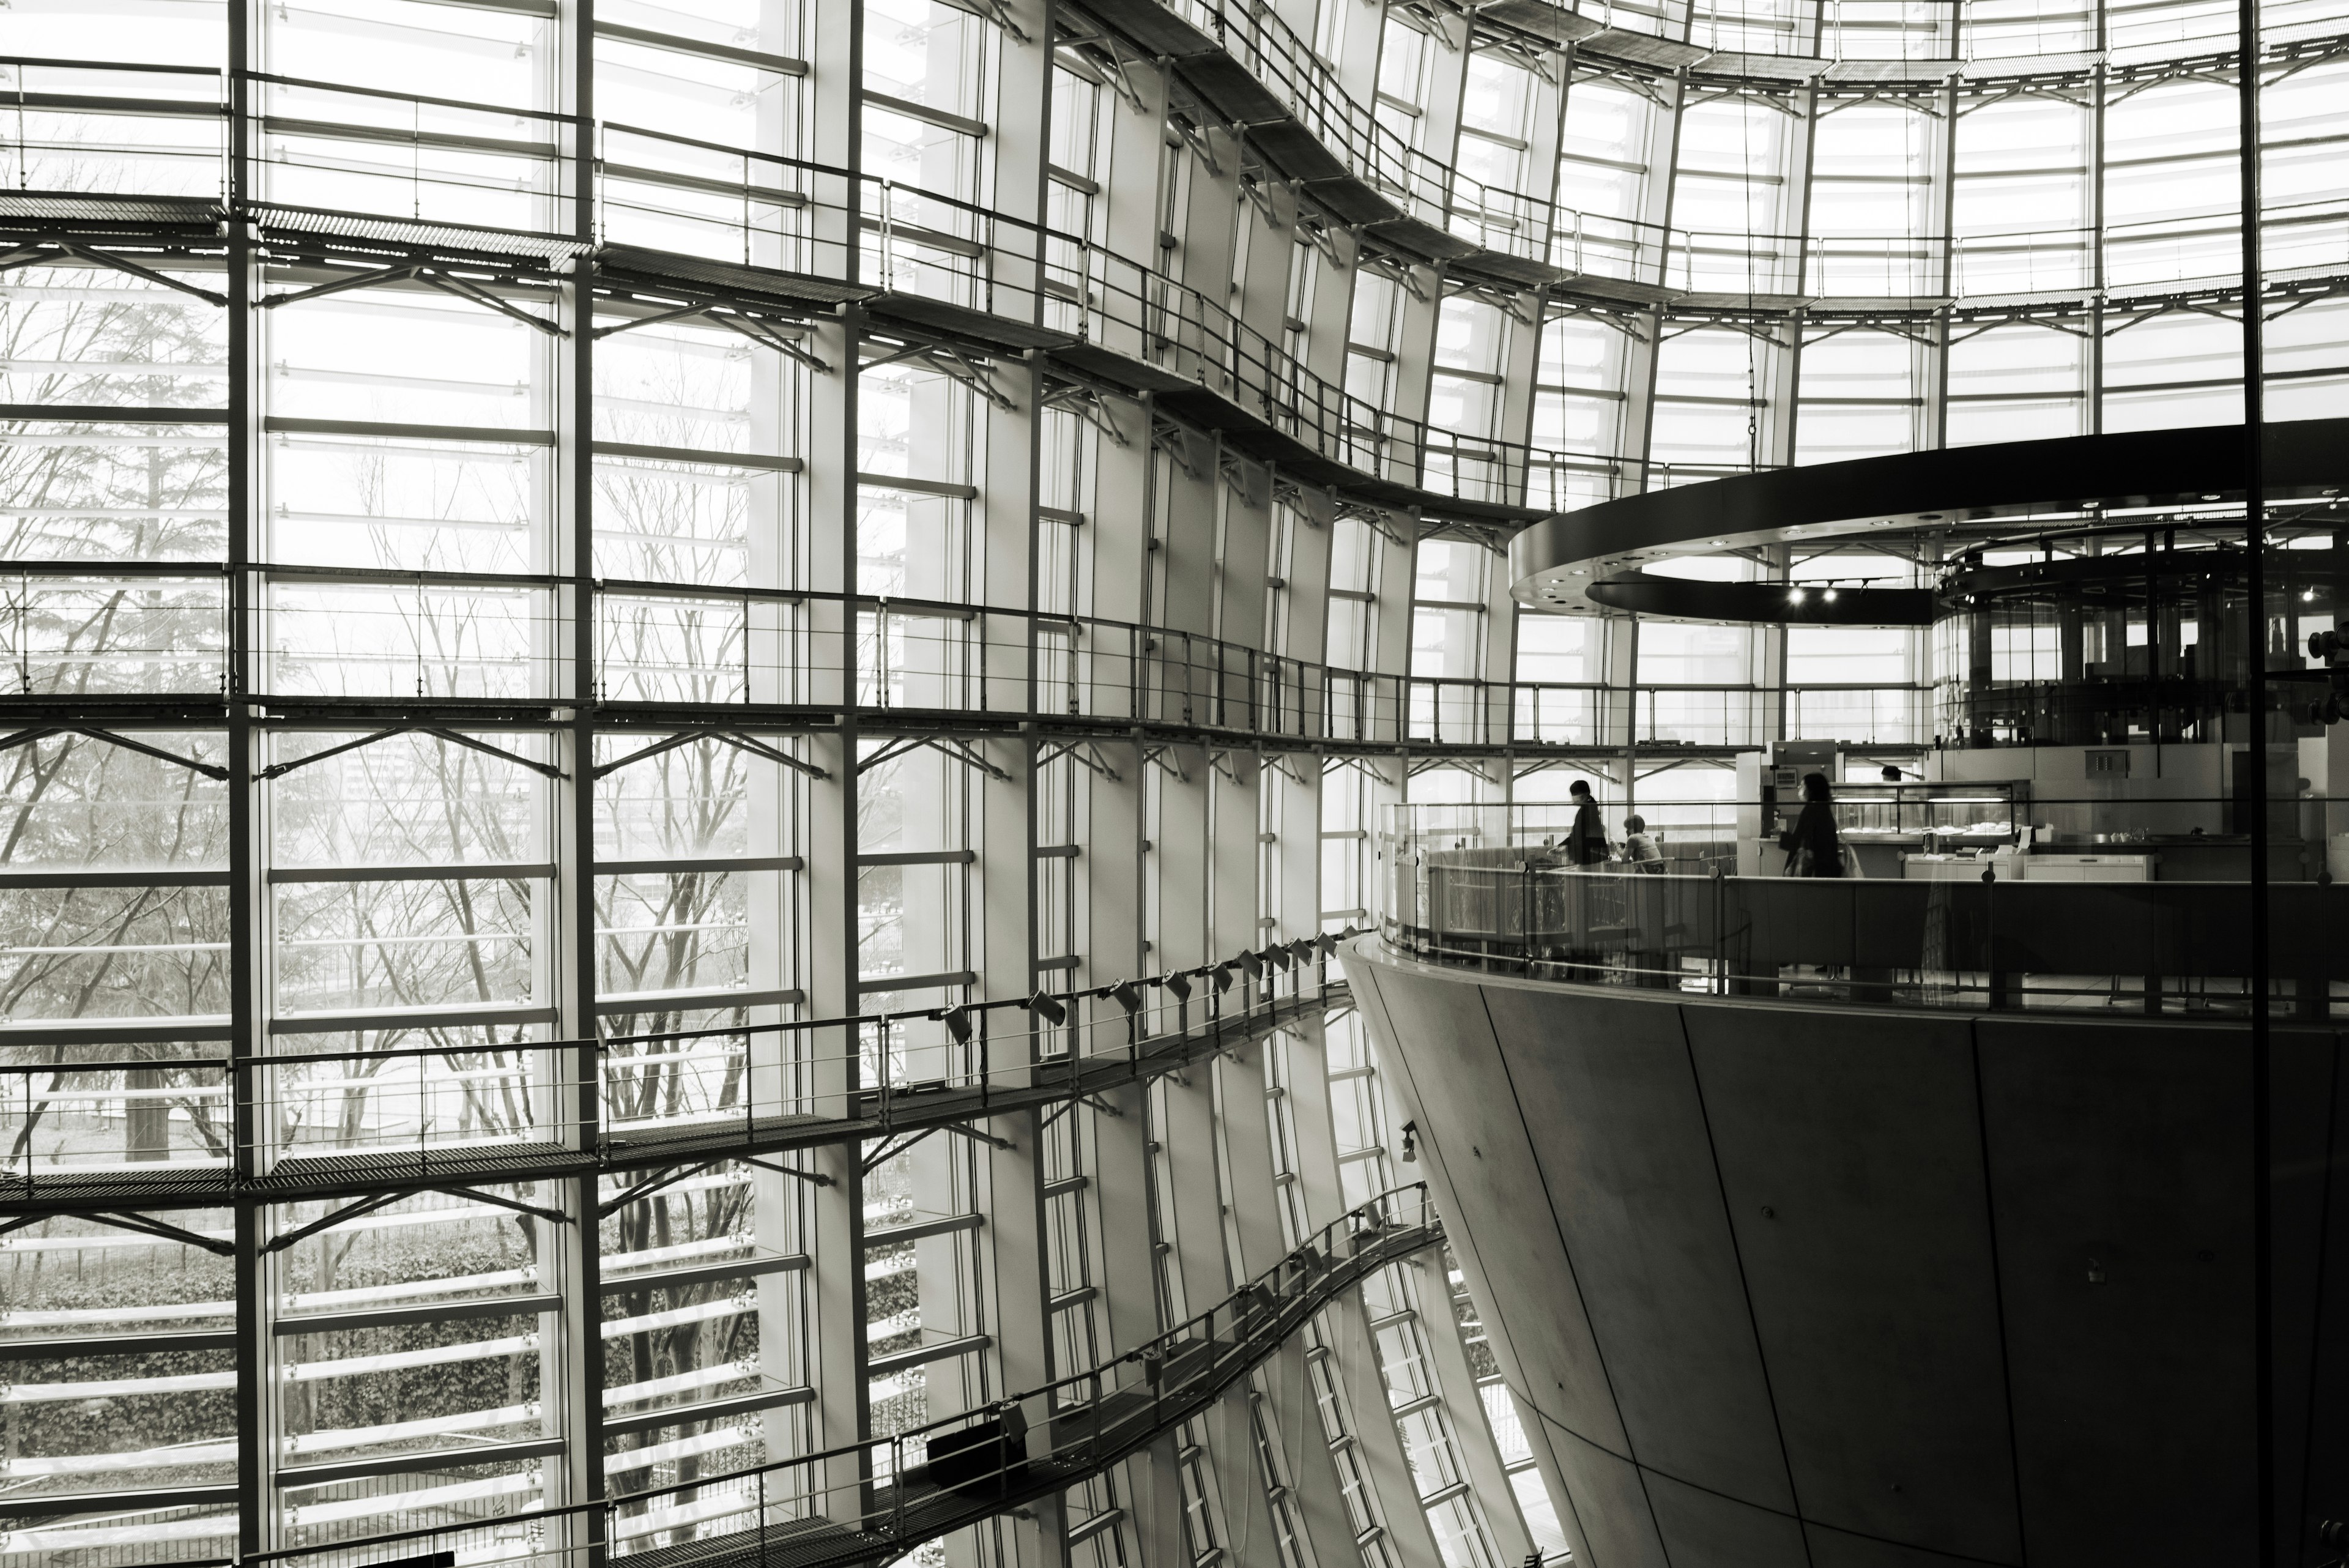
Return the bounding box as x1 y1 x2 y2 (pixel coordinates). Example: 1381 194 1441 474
2303 589 2317 602
1787 587 1806 603
1823 588 1840 601
2201 493 2222 502
1710 538 1730 546
1570 568 1588 576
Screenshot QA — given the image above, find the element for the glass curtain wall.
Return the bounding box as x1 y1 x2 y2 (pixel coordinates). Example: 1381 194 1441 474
0 0 2330 1562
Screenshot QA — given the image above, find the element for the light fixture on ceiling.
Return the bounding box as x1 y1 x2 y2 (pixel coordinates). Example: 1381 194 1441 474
1787 587 1806 603
1823 588 1840 601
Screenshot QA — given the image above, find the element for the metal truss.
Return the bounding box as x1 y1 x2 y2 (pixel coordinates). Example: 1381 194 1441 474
0 233 228 305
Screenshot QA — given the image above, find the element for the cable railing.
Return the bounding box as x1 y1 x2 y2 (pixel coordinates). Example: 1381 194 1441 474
0 932 1354 1191
247 70 577 242
240 1180 1438 1568
0 56 228 206
595 119 1645 512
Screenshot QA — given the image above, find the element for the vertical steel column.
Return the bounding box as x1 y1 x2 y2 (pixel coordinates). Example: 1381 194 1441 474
1619 67 1686 492
1299 226 1359 397
1279 1015 1419 1566
227 4 266 1552
1769 85 1816 469
1234 174 1297 352
1157 433 1221 641
1159 1061 1272 1568
1762 544 1789 747
1077 50 1159 1017
1172 122 1243 302
1354 513 1408 750
1295 0 1388 394
806 299 872 1524
2238 0 2274 1554
1216 1036 1286 1277
1926 72 1959 451
553 4 607 1552
2088 64 2109 433
979 1107 1066 1568
1089 1071 1173 1568
806 0 870 1510
1386 7 1471 481
1496 65 1564 478
1269 764 1323 948
1483 51 1568 749
746 0 808 1484
972 0 1059 1517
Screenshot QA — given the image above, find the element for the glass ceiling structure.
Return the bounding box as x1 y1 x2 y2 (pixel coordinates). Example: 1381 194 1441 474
0 0 2337 1562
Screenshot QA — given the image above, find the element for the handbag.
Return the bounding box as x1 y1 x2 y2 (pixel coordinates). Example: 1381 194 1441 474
1779 825 1806 876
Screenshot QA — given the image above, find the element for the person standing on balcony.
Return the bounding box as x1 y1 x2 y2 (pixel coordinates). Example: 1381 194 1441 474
1567 779 1608 868
1781 772 1846 877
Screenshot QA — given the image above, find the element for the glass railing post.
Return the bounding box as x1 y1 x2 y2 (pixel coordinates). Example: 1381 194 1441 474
1983 864 2005 1009
1712 866 1726 995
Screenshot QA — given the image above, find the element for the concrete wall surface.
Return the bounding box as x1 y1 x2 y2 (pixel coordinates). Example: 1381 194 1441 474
1341 938 2349 1568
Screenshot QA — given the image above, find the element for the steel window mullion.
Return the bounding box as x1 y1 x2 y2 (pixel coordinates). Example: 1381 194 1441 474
2089 63 2109 432
225 3 275 1558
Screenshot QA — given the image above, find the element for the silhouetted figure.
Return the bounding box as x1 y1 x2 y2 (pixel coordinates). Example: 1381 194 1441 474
1565 779 1606 868
1781 771 1846 877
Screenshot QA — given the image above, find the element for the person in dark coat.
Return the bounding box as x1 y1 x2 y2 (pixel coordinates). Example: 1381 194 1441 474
1565 779 1608 868
1781 771 1845 877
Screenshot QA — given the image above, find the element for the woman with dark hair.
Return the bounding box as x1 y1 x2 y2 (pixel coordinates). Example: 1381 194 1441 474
1780 771 1845 877
1565 779 1608 868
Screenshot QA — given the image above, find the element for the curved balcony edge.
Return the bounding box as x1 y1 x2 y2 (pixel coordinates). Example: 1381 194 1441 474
1336 933 2349 1568
1513 418 2349 612
1065 0 2349 314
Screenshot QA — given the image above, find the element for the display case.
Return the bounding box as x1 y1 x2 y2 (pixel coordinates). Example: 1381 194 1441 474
1798 779 2031 849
